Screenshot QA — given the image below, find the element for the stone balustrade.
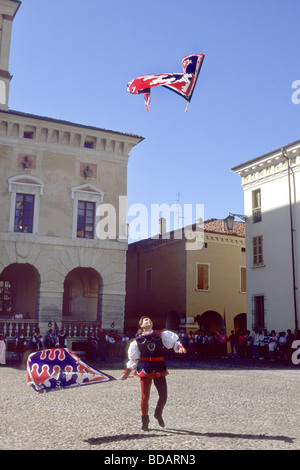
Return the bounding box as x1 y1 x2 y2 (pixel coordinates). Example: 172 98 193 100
0 319 101 341
0 319 38 339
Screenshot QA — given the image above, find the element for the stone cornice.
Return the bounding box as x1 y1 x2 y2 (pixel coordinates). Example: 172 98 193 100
232 142 300 188
232 140 300 173
204 232 245 246
0 109 144 160
0 231 128 252
1 109 144 141
0 0 21 19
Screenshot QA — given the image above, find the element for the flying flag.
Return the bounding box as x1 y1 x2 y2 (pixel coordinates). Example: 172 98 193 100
27 348 116 393
127 54 205 112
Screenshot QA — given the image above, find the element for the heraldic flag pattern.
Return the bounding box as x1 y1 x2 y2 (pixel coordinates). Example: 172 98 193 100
127 54 205 111
27 348 116 393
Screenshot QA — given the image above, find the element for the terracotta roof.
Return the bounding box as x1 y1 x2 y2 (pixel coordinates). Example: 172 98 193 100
204 218 245 237
129 218 245 250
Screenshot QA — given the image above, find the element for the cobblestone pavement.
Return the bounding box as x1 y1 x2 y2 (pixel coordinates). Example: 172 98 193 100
1 357 299 451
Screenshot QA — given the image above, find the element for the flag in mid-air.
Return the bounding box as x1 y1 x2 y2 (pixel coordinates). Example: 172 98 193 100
127 54 205 111
27 348 115 393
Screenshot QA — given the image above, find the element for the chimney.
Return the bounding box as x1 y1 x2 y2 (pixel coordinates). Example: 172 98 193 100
159 217 166 236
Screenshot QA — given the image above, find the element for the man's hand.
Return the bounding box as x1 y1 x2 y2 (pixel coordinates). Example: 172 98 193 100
120 368 131 380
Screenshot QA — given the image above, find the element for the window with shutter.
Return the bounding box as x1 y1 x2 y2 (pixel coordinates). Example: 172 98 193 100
196 263 209 291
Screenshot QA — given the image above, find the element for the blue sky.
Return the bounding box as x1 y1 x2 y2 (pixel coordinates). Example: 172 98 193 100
8 0 300 237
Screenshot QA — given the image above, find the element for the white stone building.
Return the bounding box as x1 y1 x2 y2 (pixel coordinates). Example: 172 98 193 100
232 140 300 333
0 0 143 343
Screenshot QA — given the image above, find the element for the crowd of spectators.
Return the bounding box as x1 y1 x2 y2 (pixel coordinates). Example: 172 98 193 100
0 325 132 365
177 328 300 363
1 321 299 366
86 328 131 362
40 326 132 363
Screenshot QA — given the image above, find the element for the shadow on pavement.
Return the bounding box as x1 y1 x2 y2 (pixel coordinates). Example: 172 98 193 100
164 428 295 444
85 427 295 446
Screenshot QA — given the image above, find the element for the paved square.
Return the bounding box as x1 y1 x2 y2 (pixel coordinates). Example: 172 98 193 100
1 360 299 450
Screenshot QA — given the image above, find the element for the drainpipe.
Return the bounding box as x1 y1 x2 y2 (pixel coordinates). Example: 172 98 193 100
282 148 298 331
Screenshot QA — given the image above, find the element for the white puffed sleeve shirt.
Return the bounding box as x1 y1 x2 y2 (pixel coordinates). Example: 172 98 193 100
126 330 183 371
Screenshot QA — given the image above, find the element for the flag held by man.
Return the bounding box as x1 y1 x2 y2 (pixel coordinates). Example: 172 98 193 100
27 348 115 393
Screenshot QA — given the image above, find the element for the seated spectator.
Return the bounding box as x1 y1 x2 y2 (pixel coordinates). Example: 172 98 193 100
44 329 58 348
87 331 98 361
96 327 107 361
58 329 68 348
106 331 116 358
32 328 43 351
12 310 23 319
15 329 27 361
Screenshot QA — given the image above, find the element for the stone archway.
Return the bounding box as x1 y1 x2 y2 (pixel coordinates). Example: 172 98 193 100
234 313 247 333
198 310 224 333
0 263 40 319
62 267 103 322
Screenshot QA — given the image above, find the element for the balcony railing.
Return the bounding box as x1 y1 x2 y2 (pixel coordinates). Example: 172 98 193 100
62 321 102 339
0 319 38 339
0 319 101 341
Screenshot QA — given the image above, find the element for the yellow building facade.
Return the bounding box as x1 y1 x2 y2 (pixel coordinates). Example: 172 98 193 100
125 219 246 335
